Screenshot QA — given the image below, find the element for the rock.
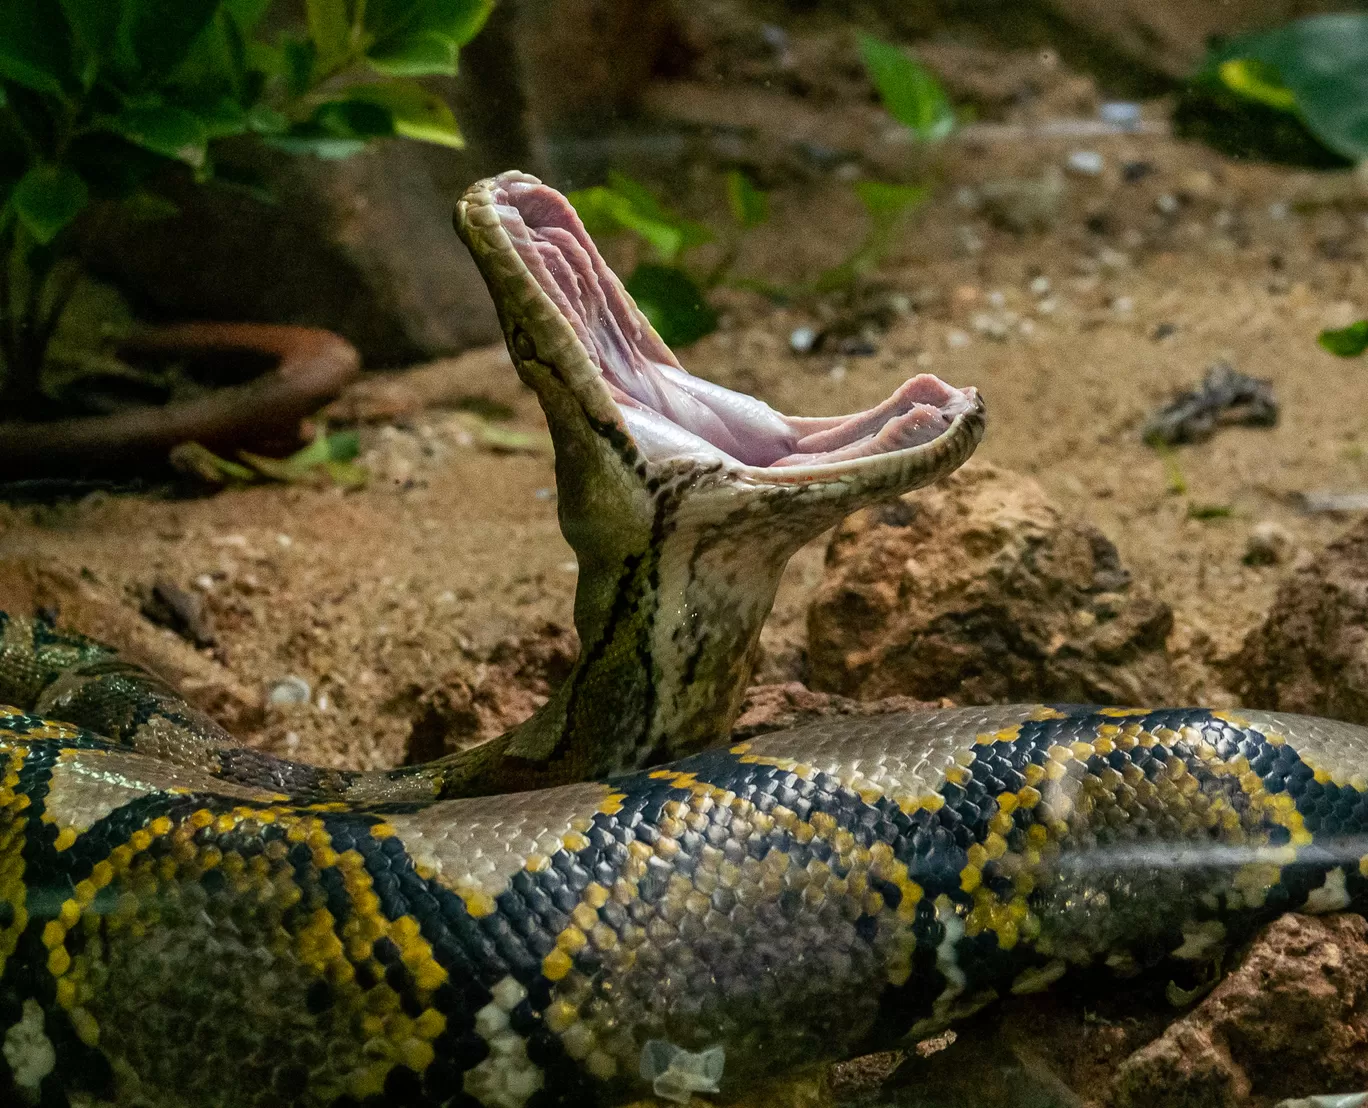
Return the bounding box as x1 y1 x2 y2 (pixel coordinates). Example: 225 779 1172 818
1233 519 1368 723
807 462 1176 705
732 682 941 739
404 622 579 762
266 676 312 708
1245 520 1294 567
1112 913 1368 1107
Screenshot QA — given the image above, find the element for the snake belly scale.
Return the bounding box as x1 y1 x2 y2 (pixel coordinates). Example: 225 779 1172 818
1 172 1366 1108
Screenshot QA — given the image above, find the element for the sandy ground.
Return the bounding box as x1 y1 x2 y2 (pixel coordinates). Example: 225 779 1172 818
2 71 1367 778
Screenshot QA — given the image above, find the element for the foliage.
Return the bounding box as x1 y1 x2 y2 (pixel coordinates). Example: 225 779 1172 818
809 181 928 293
857 34 954 143
1180 14 1368 165
1319 320 1368 359
171 428 368 487
568 172 735 347
0 0 490 416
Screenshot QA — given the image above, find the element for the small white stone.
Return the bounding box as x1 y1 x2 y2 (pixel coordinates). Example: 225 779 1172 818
1066 150 1104 176
1156 192 1180 215
945 329 971 349
266 676 311 707
788 326 818 354
827 363 847 382
275 533 293 548
1245 521 1293 566
1029 276 1052 296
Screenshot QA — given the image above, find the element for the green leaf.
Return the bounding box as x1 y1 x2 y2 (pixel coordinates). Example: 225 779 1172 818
307 0 351 66
625 264 718 347
1216 59 1298 112
333 81 464 147
366 0 492 51
118 0 222 81
110 104 208 168
282 37 317 97
854 179 929 223
287 428 360 467
11 164 89 244
725 170 769 230
0 1 74 96
1319 320 1368 358
366 31 458 77
1204 14 1368 161
224 0 271 34
312 98 394 138
247 103 290 134
58 0 119 85
858 34 954 143
569 175 711 263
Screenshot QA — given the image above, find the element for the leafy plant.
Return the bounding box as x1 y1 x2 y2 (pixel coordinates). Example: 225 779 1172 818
171 428 368 487
1319 320 1368 358
569 170 761 346
0 0 490 418
809 181 928 293
1179 14 1368 165
858 34 954 144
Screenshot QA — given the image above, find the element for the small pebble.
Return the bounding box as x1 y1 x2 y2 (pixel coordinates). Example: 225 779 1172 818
986 290 1006 309
1029 276 1052 296
1244 521 1293 567
1066 150 1104 176
1156 193 1180 215
1268 201 1290 220
1036 297 1058 315
267 676 312 707
915 352 934 368
789 326 818 354
193 574 215 591
828 363 848 382
534 488 554 500
275 533 293 548
971 313 1010 341
1099 101 1141 129
1111 296 1135 313
945 330 971 349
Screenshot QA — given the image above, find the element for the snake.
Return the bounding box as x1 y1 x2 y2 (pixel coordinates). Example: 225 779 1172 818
0 170 1365 1108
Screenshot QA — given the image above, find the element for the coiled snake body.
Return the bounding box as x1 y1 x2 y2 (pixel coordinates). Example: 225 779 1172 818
1 173 1365 1108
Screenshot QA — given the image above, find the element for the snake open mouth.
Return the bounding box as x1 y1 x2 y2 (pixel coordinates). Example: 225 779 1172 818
457 172 983 475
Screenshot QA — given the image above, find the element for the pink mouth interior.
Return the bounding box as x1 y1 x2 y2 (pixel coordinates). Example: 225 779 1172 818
492 174 977 468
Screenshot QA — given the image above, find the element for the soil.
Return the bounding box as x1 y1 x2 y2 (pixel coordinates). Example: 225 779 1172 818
1 40 1367 1108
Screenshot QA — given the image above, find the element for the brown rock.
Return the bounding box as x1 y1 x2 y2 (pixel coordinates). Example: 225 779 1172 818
404 622 579 762
807 462 1175 706
1232 518 1368 724
1112 913 1368 1107
732 682 942 739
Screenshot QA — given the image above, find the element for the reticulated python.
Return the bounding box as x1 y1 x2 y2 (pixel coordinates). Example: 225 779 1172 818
0 172 1365 1108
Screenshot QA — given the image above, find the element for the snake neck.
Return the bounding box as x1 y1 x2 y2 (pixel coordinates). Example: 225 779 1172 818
428 468 802 797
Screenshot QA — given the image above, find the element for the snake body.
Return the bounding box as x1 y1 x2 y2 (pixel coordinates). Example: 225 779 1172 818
1 173 1366 1108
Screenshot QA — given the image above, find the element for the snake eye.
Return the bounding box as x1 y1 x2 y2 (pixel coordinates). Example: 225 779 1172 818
512 329 537 361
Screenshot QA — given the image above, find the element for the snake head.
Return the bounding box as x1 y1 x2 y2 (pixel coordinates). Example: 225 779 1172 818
454 171 984 562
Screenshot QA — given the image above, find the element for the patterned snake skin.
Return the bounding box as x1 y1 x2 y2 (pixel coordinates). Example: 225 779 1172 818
0 614 1366 1107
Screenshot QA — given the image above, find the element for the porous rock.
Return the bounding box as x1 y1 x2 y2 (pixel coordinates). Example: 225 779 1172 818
732 682 940 739
1233 517 1368 724
404 622 579 762
807 462 1175 706
1112 913 1368 1107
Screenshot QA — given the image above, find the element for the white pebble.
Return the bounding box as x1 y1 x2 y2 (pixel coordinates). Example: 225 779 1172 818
1029 276 1052 296
266 676 311 707
1066 150 1104 176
